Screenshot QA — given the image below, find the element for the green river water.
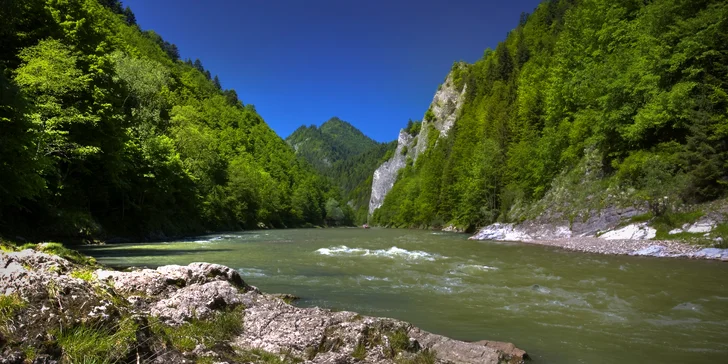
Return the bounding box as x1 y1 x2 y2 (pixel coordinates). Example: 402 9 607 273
81 228 728 363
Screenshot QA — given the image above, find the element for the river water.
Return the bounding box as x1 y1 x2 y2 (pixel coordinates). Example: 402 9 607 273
81 228 728 363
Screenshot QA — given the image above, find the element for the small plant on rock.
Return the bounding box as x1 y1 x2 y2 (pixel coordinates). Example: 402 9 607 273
0 294 27 337
151 305 244 352
54 316 137 363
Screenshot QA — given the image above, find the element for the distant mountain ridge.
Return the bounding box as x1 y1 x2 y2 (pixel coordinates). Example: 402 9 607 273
286 117 380 171
286 117 396 223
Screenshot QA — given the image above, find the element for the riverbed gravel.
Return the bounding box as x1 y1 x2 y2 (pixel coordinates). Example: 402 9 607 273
526 237 702 256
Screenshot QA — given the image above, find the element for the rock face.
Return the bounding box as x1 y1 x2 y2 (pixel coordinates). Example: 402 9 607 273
368 65 468 216
368 130 413 214
0 248 527 364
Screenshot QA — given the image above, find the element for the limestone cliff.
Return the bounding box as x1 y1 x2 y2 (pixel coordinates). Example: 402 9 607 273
368 130 413 215
368 65 468 216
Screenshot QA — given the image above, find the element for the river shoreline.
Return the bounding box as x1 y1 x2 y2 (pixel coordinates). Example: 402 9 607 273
0 244 528 364
468 225 728 261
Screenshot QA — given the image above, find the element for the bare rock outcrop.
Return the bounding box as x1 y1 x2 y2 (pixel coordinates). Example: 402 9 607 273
369 65 468 216
368 130 413 214
151 280 244 325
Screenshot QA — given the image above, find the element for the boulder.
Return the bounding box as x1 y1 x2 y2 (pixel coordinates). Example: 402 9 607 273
151 280 243 325
600 223 656 240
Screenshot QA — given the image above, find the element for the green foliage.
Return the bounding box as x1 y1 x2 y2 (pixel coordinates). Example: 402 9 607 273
652 210 707 240
352 341 367 360
423 108 435 122
0 68 45 209
286 117 380 173
387 328 411 354
233 348 302 363
54 316 137 363
286 117 396 225
150 306 244 352
395 349 437 364
37 242 97 266
713 223 728 248
373 0 728 228
0 0 339 237
405 119 422 136
0 294 27 335
70 268 94 282
324 198 345 226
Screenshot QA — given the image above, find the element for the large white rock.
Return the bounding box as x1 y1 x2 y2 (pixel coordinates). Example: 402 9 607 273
600 223 656 240
684 221 715 233
469 223 532 241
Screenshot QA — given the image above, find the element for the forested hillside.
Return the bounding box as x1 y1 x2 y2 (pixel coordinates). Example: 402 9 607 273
0 0 345 239
286 117 380 172
373 0 728 230
287 118 396 224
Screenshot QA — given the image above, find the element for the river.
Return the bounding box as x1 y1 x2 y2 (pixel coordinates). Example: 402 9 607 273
80 228 728 363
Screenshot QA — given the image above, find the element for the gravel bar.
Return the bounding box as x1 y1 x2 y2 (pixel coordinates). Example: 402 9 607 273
520 237 703 257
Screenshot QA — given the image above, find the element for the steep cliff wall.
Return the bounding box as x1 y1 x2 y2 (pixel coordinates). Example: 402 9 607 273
368 130 414 214
368 66 468 216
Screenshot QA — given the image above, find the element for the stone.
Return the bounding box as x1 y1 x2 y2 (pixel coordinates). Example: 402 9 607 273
441 225 464 233
469 223 531 241
684 220 715 234
629 245 669 257
600 223 656 240
474 340 529 363
95 262 254 298
689 248 728 260
151 280 243 325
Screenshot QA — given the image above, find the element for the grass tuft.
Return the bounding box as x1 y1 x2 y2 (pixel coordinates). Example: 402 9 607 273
70 268 95 282
22 345 38 363
388 328 411 352
629 212 653 224
384 328 411 358
395 349 437 364
0 294 27 324
712 223 728 248
151 305 244 352
234 347 302 363
54 316 137 363
0 294 27 339
352 341 367 360
37 242 97 266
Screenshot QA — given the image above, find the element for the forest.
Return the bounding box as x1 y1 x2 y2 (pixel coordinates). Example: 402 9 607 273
0 0 347 239
2 0 726 239
372 0 728 230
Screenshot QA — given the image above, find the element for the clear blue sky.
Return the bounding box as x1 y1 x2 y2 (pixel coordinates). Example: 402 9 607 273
124 0 543 142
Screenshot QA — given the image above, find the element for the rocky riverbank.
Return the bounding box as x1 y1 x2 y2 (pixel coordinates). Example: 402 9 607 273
469 222 728 261
0 245 527 364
